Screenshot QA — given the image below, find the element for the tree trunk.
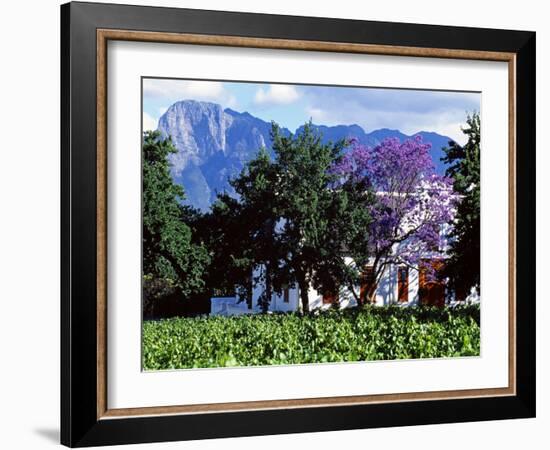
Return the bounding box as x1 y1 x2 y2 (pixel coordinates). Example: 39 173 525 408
367 288 377 305
297 271 309 313
349 283 363 307
367 268 384 304
262 263 272 313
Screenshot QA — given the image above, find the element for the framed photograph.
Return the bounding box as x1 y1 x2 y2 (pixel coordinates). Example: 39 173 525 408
61 1 536 447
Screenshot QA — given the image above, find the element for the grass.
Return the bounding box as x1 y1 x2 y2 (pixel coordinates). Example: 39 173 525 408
142 304 480 370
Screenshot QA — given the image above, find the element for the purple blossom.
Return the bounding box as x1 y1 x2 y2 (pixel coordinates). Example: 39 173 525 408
332 136 458 292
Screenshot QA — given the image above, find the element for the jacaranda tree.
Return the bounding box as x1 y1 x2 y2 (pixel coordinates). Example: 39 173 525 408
331 135 456 302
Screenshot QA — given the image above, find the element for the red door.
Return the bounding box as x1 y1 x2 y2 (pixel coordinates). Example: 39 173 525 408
419 260 445 307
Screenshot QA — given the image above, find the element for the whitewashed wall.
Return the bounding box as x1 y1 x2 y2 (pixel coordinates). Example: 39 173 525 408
211 262 423 315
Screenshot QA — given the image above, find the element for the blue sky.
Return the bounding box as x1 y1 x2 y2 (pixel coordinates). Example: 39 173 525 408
143 78 480 145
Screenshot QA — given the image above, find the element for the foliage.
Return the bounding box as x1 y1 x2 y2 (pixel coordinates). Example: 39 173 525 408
193 193 255 303
142 131 210 299
142 305 480 370
210 122 373 312
224 147 283 312
268 122 365 312
441 112 481 297
142 274 179 317
330 136 456 301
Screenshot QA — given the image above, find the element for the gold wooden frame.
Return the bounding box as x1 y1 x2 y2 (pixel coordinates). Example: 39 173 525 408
96 29 516 420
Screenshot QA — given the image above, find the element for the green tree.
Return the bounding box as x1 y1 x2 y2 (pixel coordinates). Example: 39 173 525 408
224 123 372 312
203 123 373 313
228 147 283 312
195 193 257 308
272 123 372 311
142 131 210 303
441 112 481 297
312 171 374 306
197 147 285 313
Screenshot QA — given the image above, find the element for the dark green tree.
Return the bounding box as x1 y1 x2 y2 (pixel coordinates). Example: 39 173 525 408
198 147 284 313
312 172 374 306
205 123 373 313
228 147 283 312
196 196 246 291
142 131 210 303
441 112 481 298
272 123 372 311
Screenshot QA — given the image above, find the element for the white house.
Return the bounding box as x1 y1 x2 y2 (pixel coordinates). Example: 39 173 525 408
210 253 467 316
210 186 478 316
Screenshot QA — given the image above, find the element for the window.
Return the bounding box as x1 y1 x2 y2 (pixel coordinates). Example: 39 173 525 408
397 266 408 302
283 285 290 303
322 289 338 304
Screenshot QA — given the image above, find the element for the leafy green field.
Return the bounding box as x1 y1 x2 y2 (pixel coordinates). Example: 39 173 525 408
142 305 480 370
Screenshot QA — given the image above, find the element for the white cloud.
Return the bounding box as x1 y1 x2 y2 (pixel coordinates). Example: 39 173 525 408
143 79 236 107
143 112 158 131
224 94 238 109
396 110 470 145
420 122 469 146
299 86 479 144
254 84 300 106
305 106 329 123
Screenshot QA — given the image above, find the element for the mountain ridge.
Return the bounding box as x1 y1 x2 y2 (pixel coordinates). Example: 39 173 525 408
156 100 456 211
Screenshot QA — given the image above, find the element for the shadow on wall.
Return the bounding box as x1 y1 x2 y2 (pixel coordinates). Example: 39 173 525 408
33 428 59 444
363 266 420 306
377 269 396 305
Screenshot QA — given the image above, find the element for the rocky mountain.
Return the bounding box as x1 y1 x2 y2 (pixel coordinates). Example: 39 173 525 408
157 101 290 210
157 100 455 211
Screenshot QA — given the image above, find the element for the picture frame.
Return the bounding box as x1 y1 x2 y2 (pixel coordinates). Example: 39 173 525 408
60 1 536 447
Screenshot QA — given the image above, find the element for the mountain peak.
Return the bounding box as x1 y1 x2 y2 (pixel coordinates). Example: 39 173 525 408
375 127 402 134
414 130 456 144
157 100 228 183
171 99 221 109
157 100 455 211
224 108 253 117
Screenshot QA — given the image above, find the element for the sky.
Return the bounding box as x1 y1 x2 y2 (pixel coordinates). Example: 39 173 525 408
142 78 480 145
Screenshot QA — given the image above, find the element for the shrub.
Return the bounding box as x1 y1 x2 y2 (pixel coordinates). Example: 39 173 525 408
142 305 480 370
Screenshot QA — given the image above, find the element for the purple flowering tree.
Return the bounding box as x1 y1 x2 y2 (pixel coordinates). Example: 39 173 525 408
331 136 456 303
